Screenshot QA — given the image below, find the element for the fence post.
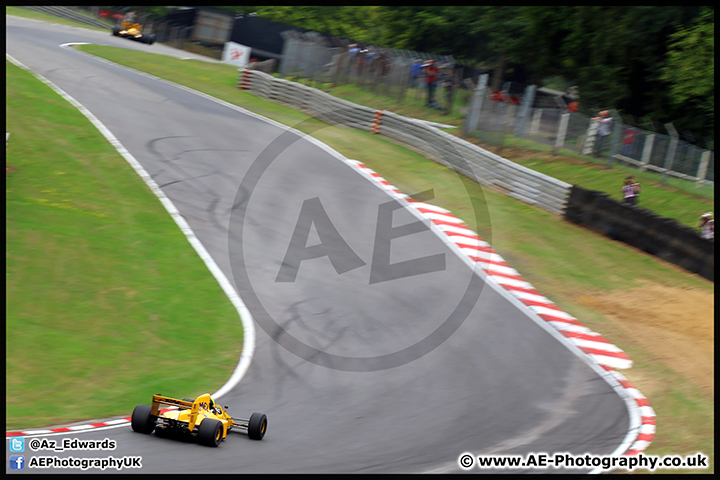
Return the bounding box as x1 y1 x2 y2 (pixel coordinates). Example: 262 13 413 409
696 150 711 184
640 134 654 171
581 121 598 156
462 73 488 136
554 112 570 155
605 110 622 169
530 109 542 136
513 84 536 138
662 123 679 185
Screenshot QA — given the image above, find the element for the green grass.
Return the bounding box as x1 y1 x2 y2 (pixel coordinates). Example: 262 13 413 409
306 80 470 126
5 6 111 32
6 59 243 428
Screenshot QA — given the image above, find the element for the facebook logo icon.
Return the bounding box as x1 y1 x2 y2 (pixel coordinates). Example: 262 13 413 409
9 455 25 470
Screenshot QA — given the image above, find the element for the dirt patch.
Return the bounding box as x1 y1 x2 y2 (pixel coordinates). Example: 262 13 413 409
578 280 714 397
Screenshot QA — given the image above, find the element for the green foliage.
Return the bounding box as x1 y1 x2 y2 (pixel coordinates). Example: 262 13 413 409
255 6 386 44
661 9 714 132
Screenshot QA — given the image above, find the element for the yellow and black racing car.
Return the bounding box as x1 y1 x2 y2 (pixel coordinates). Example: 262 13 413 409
111 21 156 45
131 393 267 447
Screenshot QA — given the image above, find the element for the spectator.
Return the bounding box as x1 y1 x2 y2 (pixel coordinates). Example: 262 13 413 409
365 47 376 73
632 177 641 204
631 176 641 204
592 110 613 158
441 66 459 115
358 48 368 67
698 212 714 240
568 101 580 112
622 126 639 156
345 44 359 77
424 59 440 109
409 59 423 88
622 176 640 205
377 50 391 77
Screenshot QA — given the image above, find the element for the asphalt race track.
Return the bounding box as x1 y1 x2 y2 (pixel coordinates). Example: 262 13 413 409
6 15 634 474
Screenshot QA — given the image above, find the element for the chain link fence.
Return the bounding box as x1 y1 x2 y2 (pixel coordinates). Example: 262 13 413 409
278 31 458 109
463 77 714 185
147 21 192 49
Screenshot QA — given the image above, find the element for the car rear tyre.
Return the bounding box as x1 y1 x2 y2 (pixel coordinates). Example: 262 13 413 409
131 404 155 434
146 34 156 45
248 412 267 440
198 419 223 447
112 26 120 36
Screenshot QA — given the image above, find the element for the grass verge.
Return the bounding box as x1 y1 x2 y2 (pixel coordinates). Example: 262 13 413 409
6 59 243 429
5 6 110 32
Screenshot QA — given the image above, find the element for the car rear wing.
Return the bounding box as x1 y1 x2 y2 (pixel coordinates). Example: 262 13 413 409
150 394 206 432
121 21 142 30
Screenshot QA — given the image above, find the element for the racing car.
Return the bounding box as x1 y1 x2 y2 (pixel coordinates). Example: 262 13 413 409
111 21 156 45
131 393 267 447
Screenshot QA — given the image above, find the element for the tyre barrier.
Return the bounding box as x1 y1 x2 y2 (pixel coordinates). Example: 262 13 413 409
565 186 713 281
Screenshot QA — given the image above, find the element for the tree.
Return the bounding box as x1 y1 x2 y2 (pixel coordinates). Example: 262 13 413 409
661 9 714 135
253 6 386 44
171 5 711 139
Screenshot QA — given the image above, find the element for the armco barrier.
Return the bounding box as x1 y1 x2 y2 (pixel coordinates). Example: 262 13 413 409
19 6 114 31
238 69 572 215
564 186 714 281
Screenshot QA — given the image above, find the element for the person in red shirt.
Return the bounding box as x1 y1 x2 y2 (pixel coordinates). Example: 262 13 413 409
424 60 439 108
622 127 638 156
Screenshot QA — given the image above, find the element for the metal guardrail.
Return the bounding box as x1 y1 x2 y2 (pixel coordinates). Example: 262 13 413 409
18 6 114 31
239 69 571 215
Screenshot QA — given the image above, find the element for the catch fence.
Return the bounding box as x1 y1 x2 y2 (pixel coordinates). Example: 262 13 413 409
463 76 714 184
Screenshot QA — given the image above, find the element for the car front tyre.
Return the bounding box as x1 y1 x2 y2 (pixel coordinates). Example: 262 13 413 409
248 412 267 440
